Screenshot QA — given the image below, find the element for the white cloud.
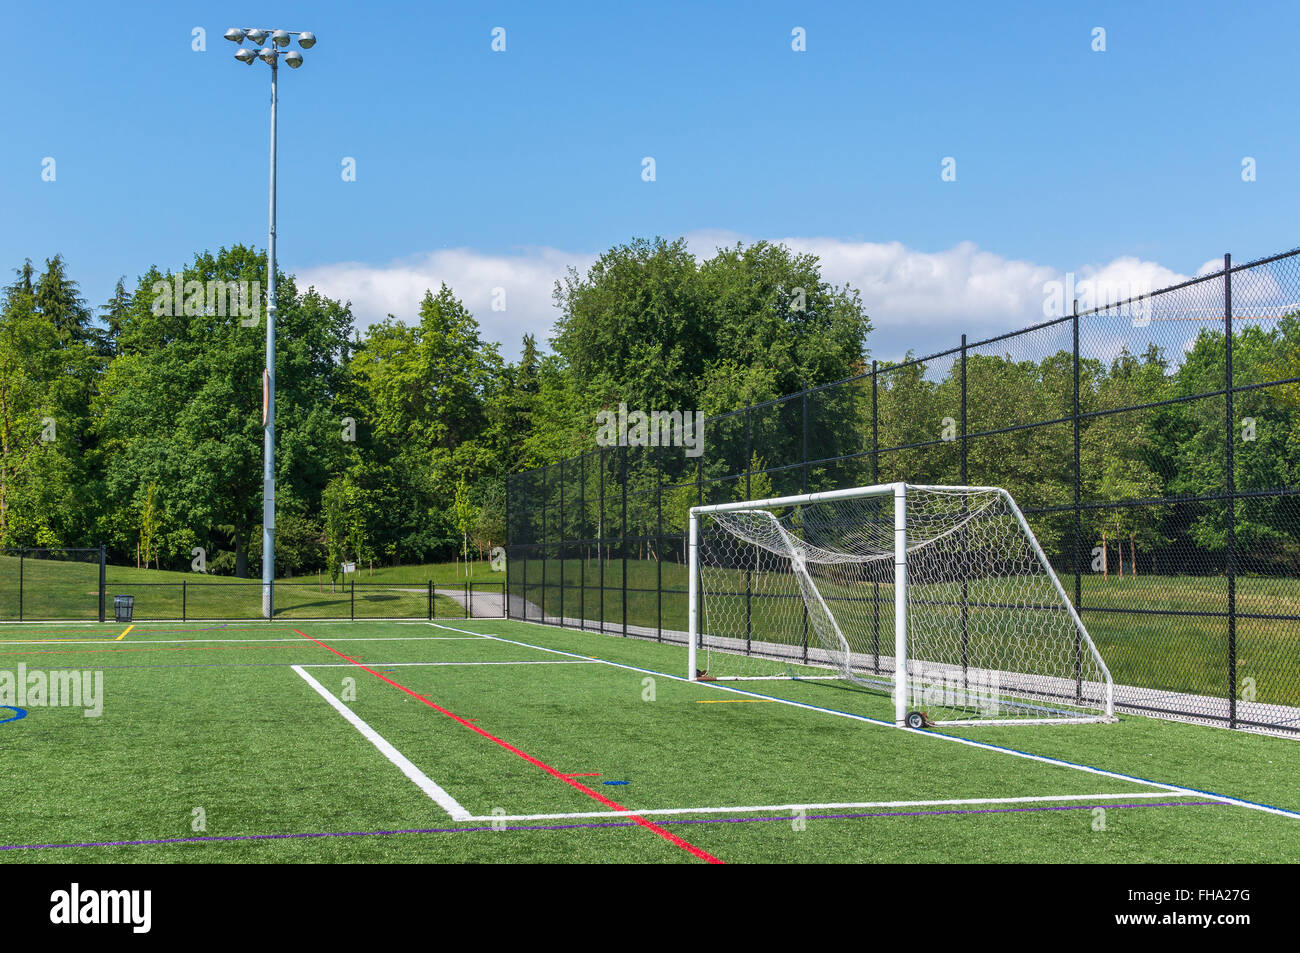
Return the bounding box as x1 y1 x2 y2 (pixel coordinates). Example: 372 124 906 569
295 246 595 360
295 235 1196 363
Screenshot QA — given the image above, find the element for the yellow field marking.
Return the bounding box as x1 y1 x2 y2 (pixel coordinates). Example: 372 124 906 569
695 699 779 704
16 624 136 645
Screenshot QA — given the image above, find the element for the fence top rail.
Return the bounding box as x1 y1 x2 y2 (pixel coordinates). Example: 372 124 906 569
1224 243 1300 274
2 547 102 554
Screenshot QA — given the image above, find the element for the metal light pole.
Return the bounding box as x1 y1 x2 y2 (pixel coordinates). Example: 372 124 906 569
225 27 316 618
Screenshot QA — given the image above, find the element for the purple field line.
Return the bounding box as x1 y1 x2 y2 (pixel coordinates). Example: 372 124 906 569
0 800 1222 852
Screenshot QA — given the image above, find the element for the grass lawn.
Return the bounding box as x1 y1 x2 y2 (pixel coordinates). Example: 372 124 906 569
0 617 1297 864
0 554 504 622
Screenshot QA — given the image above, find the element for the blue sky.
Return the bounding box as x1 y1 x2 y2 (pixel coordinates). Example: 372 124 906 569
3 1 1297 360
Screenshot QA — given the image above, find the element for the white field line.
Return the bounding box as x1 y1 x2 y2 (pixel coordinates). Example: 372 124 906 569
0 636 484 647
429 620 1300 822
464 790 1194 823
291 664 471 821
300 660 600 669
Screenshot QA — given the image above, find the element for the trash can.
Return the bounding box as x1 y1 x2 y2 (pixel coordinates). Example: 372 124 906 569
114 595 134 623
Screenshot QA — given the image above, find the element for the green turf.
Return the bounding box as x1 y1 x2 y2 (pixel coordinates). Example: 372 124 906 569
1 617 1298 863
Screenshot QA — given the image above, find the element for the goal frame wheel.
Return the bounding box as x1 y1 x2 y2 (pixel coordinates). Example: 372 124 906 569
905 710 929 730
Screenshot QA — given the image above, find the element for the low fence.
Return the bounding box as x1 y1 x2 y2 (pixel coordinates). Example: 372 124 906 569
0 550 505 622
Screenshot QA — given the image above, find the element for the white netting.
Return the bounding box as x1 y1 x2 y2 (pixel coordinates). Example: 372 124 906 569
695 486 1113 724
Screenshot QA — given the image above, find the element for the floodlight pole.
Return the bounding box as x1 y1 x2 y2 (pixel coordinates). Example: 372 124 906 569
262 55 278 619
225 27 313 617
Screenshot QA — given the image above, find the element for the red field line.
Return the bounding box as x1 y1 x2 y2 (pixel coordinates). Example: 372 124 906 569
293 629 723 864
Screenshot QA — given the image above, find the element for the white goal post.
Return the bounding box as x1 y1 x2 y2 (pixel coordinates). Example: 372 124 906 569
688 483 1115 727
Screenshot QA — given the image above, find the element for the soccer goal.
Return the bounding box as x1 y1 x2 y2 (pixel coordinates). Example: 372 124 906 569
688 483 1115 727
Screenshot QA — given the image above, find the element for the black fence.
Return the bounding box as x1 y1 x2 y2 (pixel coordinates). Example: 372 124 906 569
0 546 107 621
0 550 505 622
507 247 1300 736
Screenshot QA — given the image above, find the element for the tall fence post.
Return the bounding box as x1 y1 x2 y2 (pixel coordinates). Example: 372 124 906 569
428 580 433 620
1225 252 1237 729
350 577 355 622
621 444 628 637
801 389 809 493
744 403 753 651
801 388 809 659
871 361 880 672
520 474 528 621
1072 298 1084 700
559 457 565 627
656 443 663 642
182 579 187 623
540 465 547 624
959 335 969 689
99 543 106 623
871 361 880 483
504 474 512 620
1073 299 1082 606
694 439 704 653
579 453 586 632
960 335 968 484
18 552 23 622
599 448 606 632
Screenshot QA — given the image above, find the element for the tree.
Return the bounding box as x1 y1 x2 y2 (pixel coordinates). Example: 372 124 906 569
472 479 506 559
453 476 474 574
552 238 871 444
34 255 93 346
322 479 349 589
99 278 133 355
740 452 773 502
93 245 353 575
0 261 97 546
345 284 504 565
139 481 160 568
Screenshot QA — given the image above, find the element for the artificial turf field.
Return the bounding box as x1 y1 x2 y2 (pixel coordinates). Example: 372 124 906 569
1 617 1298 864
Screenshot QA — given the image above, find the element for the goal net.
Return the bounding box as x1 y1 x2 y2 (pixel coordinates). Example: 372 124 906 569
688 484 1114 726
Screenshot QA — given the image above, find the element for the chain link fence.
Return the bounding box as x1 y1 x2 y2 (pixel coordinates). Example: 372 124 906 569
507 247 1300 736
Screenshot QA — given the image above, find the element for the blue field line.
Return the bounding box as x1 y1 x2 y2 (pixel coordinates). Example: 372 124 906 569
429 619 1300 823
